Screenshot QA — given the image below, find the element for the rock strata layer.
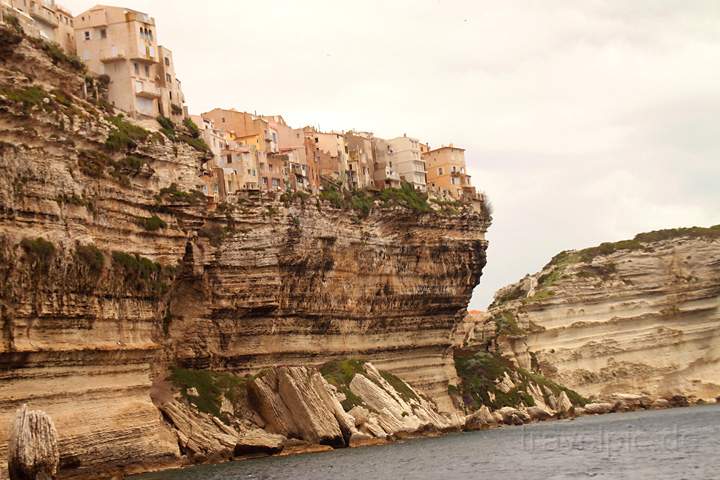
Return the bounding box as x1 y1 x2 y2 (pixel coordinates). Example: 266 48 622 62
486 228 720 401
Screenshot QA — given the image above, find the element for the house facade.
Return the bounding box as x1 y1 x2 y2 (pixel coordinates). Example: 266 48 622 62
371 137 402 190
423 145 476 200
73 5 187 119
345 131 375 190
386 135 427 191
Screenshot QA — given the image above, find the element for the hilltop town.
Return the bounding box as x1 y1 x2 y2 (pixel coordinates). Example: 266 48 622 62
0 1 484 207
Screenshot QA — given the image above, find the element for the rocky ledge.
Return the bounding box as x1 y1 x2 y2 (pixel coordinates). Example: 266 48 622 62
156 360 461 468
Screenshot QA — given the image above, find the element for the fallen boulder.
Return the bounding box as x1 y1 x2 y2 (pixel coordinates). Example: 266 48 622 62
651 398 670 409
464 406 497 430
556 391 574 418
8 405 60 480
526 406 554 421
583 402 614 415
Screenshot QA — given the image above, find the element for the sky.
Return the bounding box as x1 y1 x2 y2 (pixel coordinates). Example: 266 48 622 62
62 0 720 309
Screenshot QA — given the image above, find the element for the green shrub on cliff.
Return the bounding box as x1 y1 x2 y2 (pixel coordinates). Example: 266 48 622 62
169 367 247 420
76 244 104 276
111 251 170 293
138 215 167 232
179 134 211 154
0 85 48 113
30 37 85 72
380 370 419 403
546 225 720 268
105 115 149 152
453 348 586 411
320 359 368 410
3 14 22 33
182 118 201 138
20 237 55 268
319 187 344 209
156 115 176 140
320 359 422 410
156 183 206 204
380 182 431 213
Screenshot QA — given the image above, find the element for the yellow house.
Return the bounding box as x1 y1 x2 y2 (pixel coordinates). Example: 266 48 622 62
423 145 475 200
202 109 278 153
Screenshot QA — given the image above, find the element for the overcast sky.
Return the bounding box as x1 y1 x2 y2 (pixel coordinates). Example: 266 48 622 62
63 1 720 309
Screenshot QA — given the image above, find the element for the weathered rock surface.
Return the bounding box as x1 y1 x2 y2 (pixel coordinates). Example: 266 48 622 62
248 367 348 446
159 400 284 462
488 228 720 402
8 405 59 480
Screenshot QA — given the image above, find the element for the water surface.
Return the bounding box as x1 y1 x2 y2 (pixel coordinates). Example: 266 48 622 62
133 405 720 480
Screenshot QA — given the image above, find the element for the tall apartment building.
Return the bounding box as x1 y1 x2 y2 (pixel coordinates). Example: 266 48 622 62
261 115 311 191
371 137 401 190
73 5 187 119
423 145 476 199
158 46 186 121
304 129 349 188
5 0 75 53
345 131 375 190
386 135 427 191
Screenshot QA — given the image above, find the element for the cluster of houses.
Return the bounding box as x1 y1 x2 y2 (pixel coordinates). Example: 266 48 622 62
1 1 482 206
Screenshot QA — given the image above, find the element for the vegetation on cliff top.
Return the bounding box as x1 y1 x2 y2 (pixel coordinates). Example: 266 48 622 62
548 224 720 268
453 348 586 411
317 182 433 218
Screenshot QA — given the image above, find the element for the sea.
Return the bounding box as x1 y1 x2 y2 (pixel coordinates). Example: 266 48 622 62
131 404 720 480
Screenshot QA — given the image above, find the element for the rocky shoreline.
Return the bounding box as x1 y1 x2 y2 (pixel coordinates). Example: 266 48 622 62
121 393 714 479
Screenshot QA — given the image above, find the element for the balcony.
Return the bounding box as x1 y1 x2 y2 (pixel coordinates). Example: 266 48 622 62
126 11 155 26
385 170 401 181
100 48 126 63
131 45 158 63
134 81 161 99
30 4 59 27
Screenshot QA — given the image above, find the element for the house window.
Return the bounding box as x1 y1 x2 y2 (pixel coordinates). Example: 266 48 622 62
438 167 443 175
100 28 106 39
226 154 232 164
166 73 171 82
144 64 150 76
164 57 170 66
84 31 91 41
133 63 139 75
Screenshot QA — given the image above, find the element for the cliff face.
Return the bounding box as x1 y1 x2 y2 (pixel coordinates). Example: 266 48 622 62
165 202 488 411
0 29 490 478
486 228 720 402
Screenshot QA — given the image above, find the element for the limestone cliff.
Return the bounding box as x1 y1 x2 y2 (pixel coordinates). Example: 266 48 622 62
0 27 490 479
485 227 720 402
